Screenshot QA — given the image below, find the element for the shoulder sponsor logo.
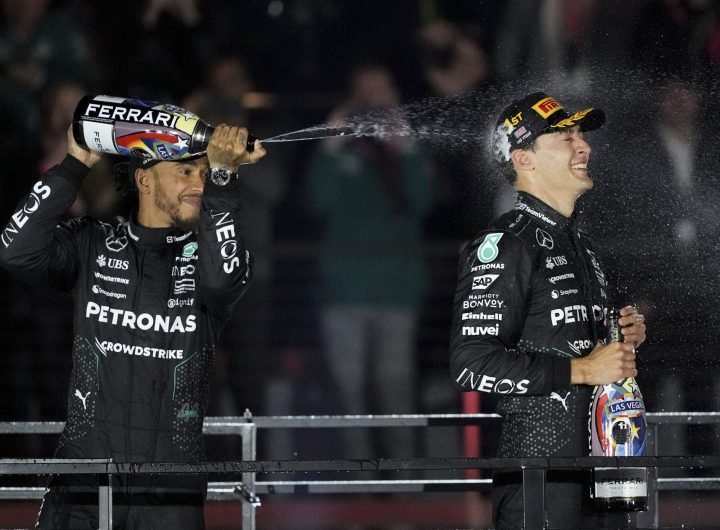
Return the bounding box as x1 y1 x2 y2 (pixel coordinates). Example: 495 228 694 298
92 284 127 299
211 211 243 273
96 339 184 359
85 301 196 333
545 255 567 269
455 368 529 394
462 312 503 321
462 324 499 336
105 234 128 252
93 271 129 285
548 272 575 284
515 202 557 226
1 180 51 248
468 293 500 300
476 233 503 263
471 262 505 272
535 228 554 249
463 299 505 309
551 288 579 299
472 274 498 290
550 305 588 326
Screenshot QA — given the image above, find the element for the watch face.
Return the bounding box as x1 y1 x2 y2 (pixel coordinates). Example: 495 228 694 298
210 168 231 185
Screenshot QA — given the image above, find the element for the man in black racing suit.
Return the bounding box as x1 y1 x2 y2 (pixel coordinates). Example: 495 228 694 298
0 124 266 529
449 92 647 529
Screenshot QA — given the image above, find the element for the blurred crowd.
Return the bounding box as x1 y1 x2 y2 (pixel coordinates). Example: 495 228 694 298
1 0 720 460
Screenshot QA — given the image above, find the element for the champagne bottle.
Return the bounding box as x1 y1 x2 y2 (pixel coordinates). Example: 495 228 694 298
589 308 648 512
72 95 256 161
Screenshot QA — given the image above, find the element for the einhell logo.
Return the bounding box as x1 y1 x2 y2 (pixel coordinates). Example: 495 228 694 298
532 97 563 119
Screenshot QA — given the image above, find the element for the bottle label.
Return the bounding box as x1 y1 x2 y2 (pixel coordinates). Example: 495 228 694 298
76 96 202 160
594 467 648 499
590 378 646 456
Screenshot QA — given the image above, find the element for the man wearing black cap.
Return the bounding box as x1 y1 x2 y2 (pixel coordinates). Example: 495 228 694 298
449 92 647 528
0 124 265 529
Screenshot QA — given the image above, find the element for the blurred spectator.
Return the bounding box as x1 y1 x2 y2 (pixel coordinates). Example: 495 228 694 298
303 65 434 458
415 19 500 240
0 0 91 138
90 0 208 103
494 0 598 94
183 56 287 433
417 20 491 97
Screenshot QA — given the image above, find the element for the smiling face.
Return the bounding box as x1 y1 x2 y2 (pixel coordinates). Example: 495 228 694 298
136 158 208 231
530 126 593 196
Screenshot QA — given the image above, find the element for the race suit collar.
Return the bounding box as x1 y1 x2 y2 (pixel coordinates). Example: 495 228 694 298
513 191 575 231
127 213 193 247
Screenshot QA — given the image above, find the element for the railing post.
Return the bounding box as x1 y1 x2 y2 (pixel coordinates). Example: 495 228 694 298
98 472 112 530
636 423 660 529
241 410 258 529
522 467 545 530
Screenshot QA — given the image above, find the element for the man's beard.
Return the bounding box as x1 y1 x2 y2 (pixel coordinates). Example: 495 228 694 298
154 188 200 232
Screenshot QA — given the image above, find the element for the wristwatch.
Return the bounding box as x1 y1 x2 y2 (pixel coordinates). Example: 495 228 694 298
207 167 239 186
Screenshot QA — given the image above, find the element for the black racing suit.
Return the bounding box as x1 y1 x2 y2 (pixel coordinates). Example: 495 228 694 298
449 191 609 529
0 156 252 529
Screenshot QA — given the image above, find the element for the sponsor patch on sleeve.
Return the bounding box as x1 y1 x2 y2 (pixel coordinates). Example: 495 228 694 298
476 233 503 263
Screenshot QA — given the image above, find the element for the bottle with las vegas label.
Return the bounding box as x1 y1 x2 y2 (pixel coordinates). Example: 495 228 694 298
72 95 255 161
589 307 648 512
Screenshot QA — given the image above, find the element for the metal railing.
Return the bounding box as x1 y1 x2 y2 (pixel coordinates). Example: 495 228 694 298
1 412 720 529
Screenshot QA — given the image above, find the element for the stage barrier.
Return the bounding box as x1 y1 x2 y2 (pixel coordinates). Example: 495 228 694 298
1 412 720 529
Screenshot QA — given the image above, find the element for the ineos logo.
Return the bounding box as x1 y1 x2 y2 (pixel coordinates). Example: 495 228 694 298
211 211 241 273
1 180 51 248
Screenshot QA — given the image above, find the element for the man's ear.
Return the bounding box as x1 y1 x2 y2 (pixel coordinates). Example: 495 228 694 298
135 169 151 195
511 148 534 172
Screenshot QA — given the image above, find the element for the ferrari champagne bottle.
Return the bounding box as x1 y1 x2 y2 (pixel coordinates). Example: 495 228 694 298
72 95 255 161
589 308 648 512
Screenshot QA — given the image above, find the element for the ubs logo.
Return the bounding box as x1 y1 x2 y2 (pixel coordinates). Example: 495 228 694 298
96 254 128 270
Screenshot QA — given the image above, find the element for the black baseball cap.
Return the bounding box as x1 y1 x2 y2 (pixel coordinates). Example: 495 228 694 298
491 91 605 163
127 152 207 177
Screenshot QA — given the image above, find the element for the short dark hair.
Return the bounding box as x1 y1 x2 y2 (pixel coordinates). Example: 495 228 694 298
497 139 539 186
112 160 137 198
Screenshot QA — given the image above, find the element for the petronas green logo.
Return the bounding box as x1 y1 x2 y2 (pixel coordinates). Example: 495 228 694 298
477 233 503 263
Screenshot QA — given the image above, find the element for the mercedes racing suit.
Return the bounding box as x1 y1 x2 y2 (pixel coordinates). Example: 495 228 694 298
0 156 252 529
449 191 609 528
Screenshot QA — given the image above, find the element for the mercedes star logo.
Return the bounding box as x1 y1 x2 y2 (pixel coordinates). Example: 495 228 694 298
536 228 554 250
